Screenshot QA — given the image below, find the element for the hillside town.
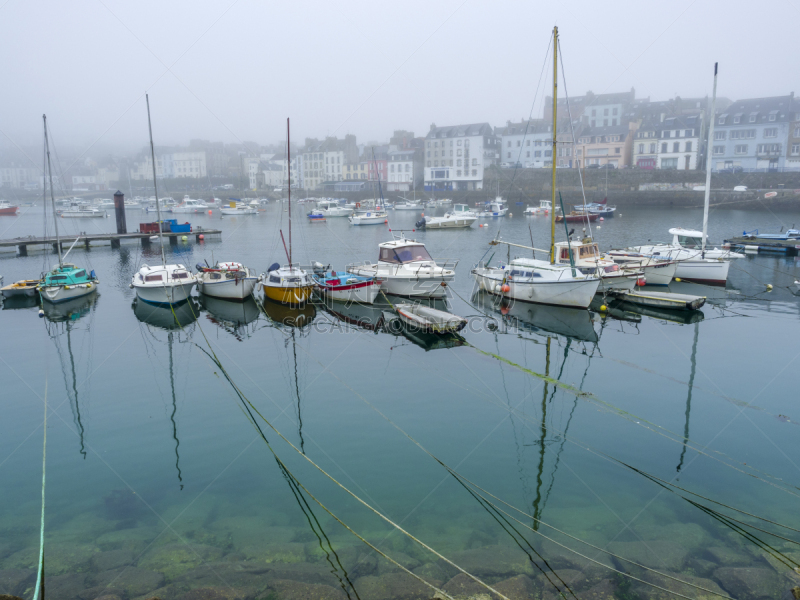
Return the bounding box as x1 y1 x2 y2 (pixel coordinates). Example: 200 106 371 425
2 89 799 194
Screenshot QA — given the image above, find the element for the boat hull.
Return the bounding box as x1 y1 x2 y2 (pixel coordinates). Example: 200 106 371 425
0 206 19 215
349 215 387 225
424 217 476 229
38 282 98 304
262 283 314 305
348 268 452 298
556 214 598 223
197 277 258 300
473 269 599 309
317 280 380 304
1 280 40 297
598 273 639 292
60 212 106 218
674 259 730 285
639 261 677 286
134 281 196 305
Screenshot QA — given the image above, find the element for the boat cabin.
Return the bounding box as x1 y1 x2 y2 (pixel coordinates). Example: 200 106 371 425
669 228 707 249
452 204 472 214
377 239 433 264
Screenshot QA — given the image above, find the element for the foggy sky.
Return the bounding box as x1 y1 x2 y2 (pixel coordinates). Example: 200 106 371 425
1 0 797 158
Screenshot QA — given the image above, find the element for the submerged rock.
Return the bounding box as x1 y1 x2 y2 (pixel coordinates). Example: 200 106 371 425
87 567 166 597
715 567 784 600
606 540 689 571
5 543 97 576
137 543 223 581
0 595 25 600
706 546 750 566
96 527 162 554
375 551 421 576
635 571 728 600
42 572 87 599
447 545 535 578
354 572 437 600
442 573 499 599
104 489 144 522
0 569 35 598
91 549 136 572
267 579 348 599
494 574 539 599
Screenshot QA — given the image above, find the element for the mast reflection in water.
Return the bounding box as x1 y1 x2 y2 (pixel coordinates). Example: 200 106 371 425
133 297 199 489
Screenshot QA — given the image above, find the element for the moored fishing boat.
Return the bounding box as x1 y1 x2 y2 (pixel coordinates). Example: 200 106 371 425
476 198 508 217
0 201 20 215
196 261 258 301
556 211 598 223
311 264 380 304
261 119 315 306
391 303 467 334
219 200 257 215
348 235 456 298
524 200 551 216
349 209 388 225
59 202 107 218
552 240 642 292
605 251 678 286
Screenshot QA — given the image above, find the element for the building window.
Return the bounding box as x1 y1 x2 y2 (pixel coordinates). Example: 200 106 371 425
649 143 656 153
769 114 776 122
457 140 462 146
734 144 748 155
457 149 462 156
661 158 678 169
734 116 741 124
638 143 644 153
434 161 439 167
791 144 800 155
516 141 521 147
685 142 692 152
507 152 511 158
615 147 621 154
718 116 725 125
544 150 551 157
795 127 800 137
764 128 778 138
713 145 724 155
526 151 530 158
673 142 680 152
472 169 477 176
535 151 541 157
661 143 668 153
613 108 618 115
457 170 462 176
749 114 757 123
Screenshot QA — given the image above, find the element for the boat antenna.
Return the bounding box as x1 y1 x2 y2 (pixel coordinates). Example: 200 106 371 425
549 26 558 265
701 63 718 258
287 118 292 267
146 94 167 267
43 115 63 268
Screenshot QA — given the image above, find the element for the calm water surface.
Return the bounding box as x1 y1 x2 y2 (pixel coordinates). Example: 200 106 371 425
1 201 799 599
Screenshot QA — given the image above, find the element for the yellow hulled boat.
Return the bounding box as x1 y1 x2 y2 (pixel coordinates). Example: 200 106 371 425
261 265 314 306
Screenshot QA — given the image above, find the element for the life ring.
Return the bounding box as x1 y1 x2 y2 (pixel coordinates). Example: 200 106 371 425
355 202 361 208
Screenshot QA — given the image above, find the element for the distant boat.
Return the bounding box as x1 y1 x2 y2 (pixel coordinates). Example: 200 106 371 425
59 203 107 218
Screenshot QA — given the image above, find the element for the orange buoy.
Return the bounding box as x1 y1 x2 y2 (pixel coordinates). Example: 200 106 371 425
384 219 388 224
208 210 212 215
637 277 646 286
198 234 204 240
501 284 510 293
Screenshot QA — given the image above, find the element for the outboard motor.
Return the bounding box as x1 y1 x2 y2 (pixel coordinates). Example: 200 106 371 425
311 261 329 275
415 218 426 229
196 263 206 272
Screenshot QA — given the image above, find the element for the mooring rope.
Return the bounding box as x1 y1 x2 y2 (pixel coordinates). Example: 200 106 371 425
32 380 47 600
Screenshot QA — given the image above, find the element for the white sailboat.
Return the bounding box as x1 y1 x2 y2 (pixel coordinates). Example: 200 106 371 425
131 95 196 306
471 27 600 309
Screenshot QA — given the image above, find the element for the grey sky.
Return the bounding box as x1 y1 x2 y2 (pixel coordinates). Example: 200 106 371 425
1 0 797 154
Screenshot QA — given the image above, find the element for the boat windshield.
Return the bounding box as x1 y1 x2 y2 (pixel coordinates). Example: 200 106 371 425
379 245 433 263
678 235 703 248
578 245 599 258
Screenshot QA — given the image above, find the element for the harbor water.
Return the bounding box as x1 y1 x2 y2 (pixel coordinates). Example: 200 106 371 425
1 202 799 599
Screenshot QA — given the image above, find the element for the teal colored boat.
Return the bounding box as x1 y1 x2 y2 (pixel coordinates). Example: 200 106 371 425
38 264 99 304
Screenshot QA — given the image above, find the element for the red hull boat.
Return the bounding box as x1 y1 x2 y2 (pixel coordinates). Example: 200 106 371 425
556 212 598 223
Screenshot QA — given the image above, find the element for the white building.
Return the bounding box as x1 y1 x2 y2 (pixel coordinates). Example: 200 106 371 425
0 166 41 189
259 162 283 188
302 139 346 190
499 120 555 168
387 149 420 192
130 151 207 180
424 123 498 191
633 114 703 170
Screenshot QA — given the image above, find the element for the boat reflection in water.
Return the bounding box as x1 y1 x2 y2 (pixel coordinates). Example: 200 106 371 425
199 295 261 341
472 290 599 343
261 297 316 330
133 296 199 490
2 294 41 310
133 296 199 330
42 293 99 459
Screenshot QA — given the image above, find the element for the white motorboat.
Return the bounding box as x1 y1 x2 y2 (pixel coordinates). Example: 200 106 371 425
393 201 423 211
348 235 456 298
315 199 353 217
59 203 107 218
349 209 388 225
476 197 508 217
472 258 600 309
219 201 257 215
417 208 477 229
132 263 196 305
171 196 209 213
133 95 197 306
196 261 258 300
605 251 678 286
145 197 176 213
525 200 551 216
553 240 642 292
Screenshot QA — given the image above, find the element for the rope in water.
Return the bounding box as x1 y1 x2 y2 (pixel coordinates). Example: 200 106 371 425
32 380 47 600
174 296 508 600
286 342 739 600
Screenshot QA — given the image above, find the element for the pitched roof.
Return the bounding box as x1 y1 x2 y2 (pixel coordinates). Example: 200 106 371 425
717 94 796 125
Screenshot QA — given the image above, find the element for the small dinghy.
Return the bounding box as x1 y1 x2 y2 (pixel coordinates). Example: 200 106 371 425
311 263 379 304
1 279 41 298
392 303 467 334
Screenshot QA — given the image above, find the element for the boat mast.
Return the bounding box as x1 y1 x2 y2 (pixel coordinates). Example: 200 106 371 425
43 115 63 268
146 94 167 267
287 118 292 267
549 26 558 264
701 63 718 257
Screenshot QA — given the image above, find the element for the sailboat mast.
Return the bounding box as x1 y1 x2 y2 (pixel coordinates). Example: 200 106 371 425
701 63 718 257
146 94 167 267
43 115 63 267
550 26 559 264
287 118 292 267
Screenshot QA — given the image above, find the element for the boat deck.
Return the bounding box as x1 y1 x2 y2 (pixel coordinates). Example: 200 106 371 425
0 227 221 255
724 236 800 255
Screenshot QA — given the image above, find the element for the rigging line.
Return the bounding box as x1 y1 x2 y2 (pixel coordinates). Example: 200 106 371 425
299 339 735 599
505 36 553 196
32 379 47 600
277 461 361 600
177 298 502 599
195 346 461 600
